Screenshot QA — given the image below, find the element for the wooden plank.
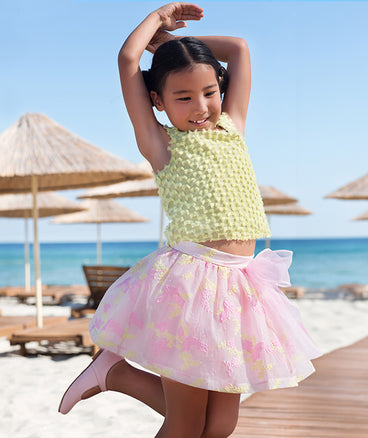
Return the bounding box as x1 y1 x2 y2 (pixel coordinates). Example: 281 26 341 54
9 318 94 355
0 320 23 338
0 285 89 303
233 427 368 438
0 315 68 338
11 319 90 340
236 416 368 430
71 307 95 318
233 337 368 437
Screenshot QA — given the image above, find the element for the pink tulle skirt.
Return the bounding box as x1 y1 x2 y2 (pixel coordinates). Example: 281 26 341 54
89 242 321 394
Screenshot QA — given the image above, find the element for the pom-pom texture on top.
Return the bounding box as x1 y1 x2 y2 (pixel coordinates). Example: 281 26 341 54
154 113 271 246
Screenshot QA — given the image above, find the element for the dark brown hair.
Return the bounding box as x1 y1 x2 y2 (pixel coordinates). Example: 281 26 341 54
142 37 229 104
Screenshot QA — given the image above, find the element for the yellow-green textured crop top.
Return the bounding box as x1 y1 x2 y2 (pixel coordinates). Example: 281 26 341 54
154 113 271 246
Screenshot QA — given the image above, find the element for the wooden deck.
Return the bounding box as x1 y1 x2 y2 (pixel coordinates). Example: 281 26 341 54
233 337 368 437
9 318 97 356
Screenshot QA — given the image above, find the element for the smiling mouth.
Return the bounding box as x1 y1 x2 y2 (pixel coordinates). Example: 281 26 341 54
190 118 208 125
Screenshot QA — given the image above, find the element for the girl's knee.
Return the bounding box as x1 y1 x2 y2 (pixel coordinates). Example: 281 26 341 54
161 413 206 438
179 413 206 437
202 409 239 438
202 391 240 438
202 417 238 438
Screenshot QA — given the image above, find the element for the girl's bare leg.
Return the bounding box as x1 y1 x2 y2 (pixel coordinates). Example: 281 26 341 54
107 363 241 437
155 377 209 438
201 392 240 438
66 349 240 437
106 358 166 416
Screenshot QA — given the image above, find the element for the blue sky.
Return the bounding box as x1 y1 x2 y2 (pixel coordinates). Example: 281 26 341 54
1 0 368 243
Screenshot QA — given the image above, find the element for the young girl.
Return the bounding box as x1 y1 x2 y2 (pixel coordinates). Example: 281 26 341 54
59 3 320 437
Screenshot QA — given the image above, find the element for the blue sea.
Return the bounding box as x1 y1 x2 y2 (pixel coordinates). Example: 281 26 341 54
0 238 368 289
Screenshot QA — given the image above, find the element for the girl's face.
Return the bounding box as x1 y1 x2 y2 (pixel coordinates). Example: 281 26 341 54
151 63 222 132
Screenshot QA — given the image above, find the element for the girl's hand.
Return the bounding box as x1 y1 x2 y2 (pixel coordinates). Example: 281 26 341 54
146 30 178 54
155 2 203 32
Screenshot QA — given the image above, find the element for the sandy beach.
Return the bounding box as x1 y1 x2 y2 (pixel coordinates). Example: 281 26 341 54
1 290 368 438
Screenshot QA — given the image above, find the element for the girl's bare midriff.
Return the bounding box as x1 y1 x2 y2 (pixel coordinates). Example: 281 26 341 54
199 239 256 256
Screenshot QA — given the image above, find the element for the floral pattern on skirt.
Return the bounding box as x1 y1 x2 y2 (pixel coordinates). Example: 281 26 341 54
89 242 321 394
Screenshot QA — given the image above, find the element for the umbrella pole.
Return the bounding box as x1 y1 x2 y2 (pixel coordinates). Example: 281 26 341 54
96 222 102 265
32 176 43 328
159 200 164 248
24 216 31 292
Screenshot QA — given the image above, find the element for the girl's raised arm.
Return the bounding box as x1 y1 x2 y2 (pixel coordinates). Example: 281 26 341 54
118 3 203 164
191 36 251 134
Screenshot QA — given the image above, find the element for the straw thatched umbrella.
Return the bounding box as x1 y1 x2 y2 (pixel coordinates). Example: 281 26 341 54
0 113 151 194
325 173 368 200
78 176 165 246
352 210 368 221
52 199 148 264
0 192 85 218
264 203 313 216
79 178 158 200
0 192 85 291
264 202 313 248
78 160 167 246
259 186 298 206
0 113 150 327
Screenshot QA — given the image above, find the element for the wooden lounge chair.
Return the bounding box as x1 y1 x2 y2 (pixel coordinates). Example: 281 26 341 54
0 315 68 339
0 284 89 304
339 283 368 299
10 318 97 356
280 285 306 299
71 265 129 318
0 286 26 297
